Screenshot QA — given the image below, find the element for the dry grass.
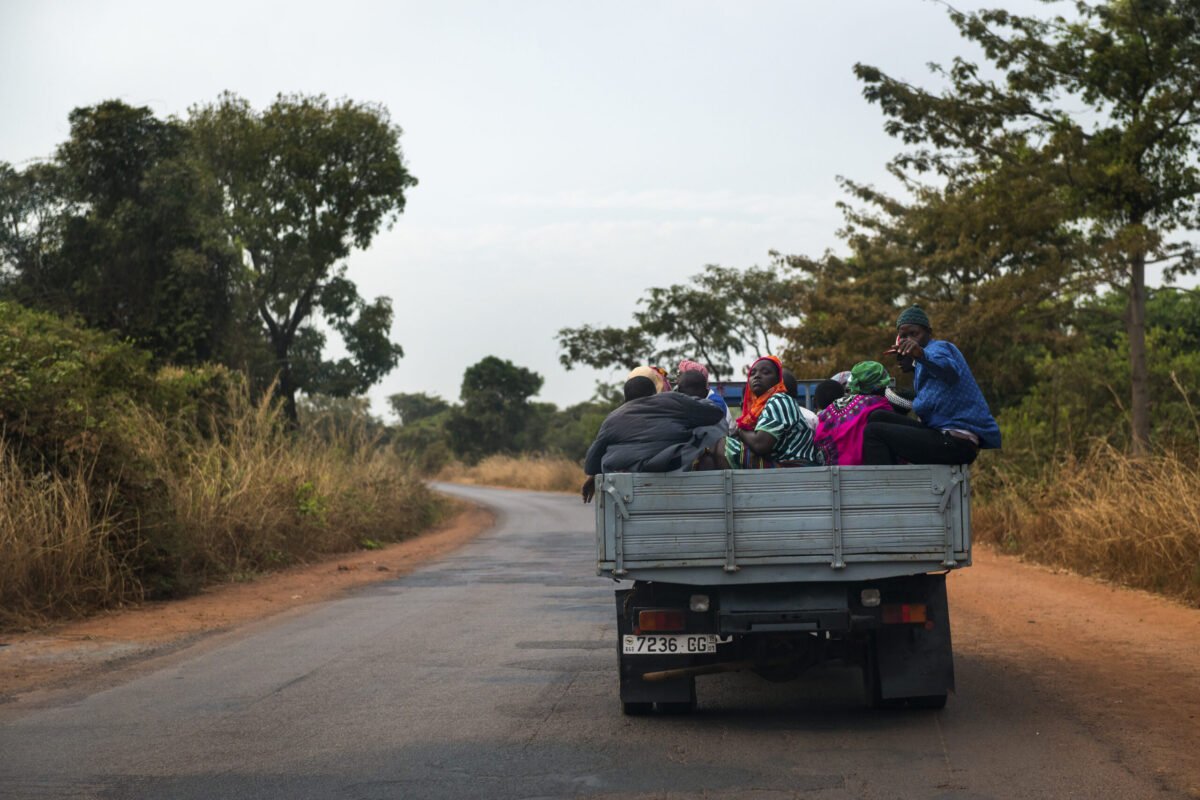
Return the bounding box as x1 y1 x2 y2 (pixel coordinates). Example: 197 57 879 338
436 453 582 493
0 385 449 630
0 449 132 624
975 445 1200 606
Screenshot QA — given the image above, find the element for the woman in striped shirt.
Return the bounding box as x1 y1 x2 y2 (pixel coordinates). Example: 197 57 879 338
716 356 817 469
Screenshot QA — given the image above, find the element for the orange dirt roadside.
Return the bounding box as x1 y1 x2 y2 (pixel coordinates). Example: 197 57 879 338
0 503 494 702
948 547 1200 795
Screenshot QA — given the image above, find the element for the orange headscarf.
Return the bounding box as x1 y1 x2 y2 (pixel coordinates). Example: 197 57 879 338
735 356 786 430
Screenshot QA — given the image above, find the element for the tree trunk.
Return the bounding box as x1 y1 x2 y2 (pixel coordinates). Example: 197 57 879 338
1128 250 1150 456
274 339 299 429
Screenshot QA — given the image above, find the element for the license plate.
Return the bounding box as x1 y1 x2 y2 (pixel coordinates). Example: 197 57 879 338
622 634 718 655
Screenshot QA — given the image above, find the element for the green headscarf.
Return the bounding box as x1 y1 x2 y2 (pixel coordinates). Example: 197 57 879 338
846 360 892 396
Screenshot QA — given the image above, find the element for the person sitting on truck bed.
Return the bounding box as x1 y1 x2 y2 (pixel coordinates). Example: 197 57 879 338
627 365 670 393
675 369 709 400
580 375 726 502
709 356 817 470
861 304 1001 465
813 379 845 412
814 360 894 466
782 367 819 432
678 359 735 431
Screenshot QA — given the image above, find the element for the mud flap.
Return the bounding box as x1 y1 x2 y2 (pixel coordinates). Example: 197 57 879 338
875 573 955 700
614 589 696 705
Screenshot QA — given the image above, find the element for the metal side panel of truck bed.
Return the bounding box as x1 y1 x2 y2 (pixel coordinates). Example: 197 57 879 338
595 464 971 584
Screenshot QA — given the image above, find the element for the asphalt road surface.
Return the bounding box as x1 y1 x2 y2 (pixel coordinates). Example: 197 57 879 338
0 484 1181 799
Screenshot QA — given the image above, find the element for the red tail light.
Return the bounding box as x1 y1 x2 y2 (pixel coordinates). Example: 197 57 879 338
882 604 927 624
637 609 686 632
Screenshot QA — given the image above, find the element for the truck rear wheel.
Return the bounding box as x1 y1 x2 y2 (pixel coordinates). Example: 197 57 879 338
905 694 947 710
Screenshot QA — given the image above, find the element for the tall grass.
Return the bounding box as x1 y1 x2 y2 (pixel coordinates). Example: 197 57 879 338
975 445 1200 605
0 449 131 624
436 453 582 493
0 384 449 630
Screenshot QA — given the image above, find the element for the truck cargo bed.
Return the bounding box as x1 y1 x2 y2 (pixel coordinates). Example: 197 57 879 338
595 464 971 584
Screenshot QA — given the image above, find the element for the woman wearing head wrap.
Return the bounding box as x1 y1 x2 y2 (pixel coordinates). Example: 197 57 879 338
626 365 671 393
814 361 894 466
718 356 816 469
678 359 734 431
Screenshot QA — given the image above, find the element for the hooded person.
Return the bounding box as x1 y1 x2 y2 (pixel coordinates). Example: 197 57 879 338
814 360 894 466
580 375 726 502
713 356 816 470
862 304 1001 466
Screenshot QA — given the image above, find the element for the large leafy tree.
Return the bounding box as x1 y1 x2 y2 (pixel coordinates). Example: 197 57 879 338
189 92 417 423
388 392 451 426
854 0 1200 453
0 161 69 293
557 262 794 380
449 356 544 461
1 101 246 366
781 167 1082 408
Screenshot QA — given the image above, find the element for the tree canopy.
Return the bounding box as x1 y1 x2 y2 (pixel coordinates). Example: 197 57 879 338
448 355 545 460
557 262 794 380
189 92 418 423
853 0 1200 452
0 94 417 425
1 101 248 366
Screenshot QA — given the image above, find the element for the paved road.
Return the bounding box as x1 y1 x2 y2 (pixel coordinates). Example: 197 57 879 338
0 484 1175 799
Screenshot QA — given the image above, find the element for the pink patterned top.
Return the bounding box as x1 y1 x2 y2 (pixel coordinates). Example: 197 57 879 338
815 394 891 466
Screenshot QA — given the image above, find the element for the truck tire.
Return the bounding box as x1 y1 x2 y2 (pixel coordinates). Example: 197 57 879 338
654 676 697 714
622 701 653 716
905 694 947 710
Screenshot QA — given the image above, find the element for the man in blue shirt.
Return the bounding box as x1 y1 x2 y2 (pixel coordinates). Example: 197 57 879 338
862 305 1001 465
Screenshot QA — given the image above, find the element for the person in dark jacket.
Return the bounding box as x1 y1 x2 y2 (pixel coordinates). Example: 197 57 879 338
580 375 725 502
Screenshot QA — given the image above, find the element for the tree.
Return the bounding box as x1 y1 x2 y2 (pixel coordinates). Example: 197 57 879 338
780 167 1082 408
388 392 451 426
448 356 543 461
555 325 654 373
855 0 1200 453
1 101 248 366
557 262 795 380
189 92 418 424
0 161 69 293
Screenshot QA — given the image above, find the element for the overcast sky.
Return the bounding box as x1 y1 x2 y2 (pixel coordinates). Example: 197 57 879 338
3 0 1065 416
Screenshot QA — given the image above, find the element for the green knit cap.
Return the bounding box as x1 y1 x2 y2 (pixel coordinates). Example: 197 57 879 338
897 304 931 330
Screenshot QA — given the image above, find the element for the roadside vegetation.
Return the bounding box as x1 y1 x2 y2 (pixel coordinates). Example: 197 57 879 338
0 303 448 630
975 446 1200 606
436 454 581 494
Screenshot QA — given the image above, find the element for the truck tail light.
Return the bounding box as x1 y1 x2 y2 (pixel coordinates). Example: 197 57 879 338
637 610 686 632
882 604 927 624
